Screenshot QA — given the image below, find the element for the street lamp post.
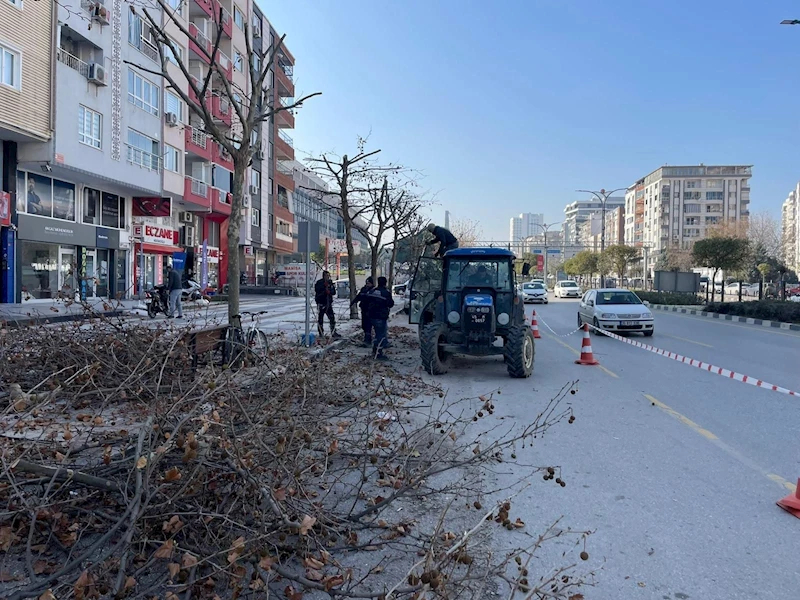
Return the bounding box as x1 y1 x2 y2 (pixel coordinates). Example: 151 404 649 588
532 221 562 282
576 187 626 286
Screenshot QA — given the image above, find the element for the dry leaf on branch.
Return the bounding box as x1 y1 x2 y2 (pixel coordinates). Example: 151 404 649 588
38 591 56 600
305 568 324 581
154 539 175 559
164 466 182 482
182 553 198 569
299 515 316 536
135 456 147 469
284 585 303 600
304 557 325 570
73 570 94 600
324 575 345 591
167 563 180 579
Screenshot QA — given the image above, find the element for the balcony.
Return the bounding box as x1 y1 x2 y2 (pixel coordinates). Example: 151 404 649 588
211 94 232 126
275 129 294 160
214 3 233 38
216 50 233 81
191 0 214 20
277 96 295 128
126 145 161 172
275 160 294 190
184 177 212 209
56 48 90 78
275 62 294 97
210 188 232 219
212 142 234 170
188 22 212 62
184 125 213 161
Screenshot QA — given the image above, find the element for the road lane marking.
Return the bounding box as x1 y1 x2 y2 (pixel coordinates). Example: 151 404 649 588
543 332 619 378
661 333 713 348
644 394 794 492
657 311 800 339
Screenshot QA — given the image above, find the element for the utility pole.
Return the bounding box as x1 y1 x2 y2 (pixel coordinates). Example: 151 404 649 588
444 210 450 230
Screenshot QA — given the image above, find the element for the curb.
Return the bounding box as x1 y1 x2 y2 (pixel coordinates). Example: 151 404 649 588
651 304 800 332
1 310 125 327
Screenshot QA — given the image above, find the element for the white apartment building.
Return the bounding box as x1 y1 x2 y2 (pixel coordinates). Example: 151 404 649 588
781 184 798 272
624 165 752 276
562 197 624 246
509 212 543 253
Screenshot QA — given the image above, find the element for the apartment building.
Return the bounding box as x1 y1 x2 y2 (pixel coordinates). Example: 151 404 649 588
509 212 543 253
562 197 624 246
1 0 299 302
781 184 798 272
0 0 55 302
576 206 625 252
624 165 752 275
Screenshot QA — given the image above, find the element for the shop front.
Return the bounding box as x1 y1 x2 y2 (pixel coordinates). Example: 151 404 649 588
131 223 182 295
241 246 268 286
196 243 220 292
16 215 128 301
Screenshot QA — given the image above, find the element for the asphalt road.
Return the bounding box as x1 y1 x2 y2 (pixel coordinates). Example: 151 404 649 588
410 295 800 599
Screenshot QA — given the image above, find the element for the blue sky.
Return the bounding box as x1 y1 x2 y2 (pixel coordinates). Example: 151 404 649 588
263 0 800 241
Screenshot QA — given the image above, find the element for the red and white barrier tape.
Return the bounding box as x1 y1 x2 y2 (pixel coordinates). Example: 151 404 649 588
587 324 799 397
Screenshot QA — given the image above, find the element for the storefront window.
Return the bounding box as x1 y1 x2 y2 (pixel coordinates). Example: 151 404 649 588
207 220 220 247
20 242 77 300
84 188 126 228
16 172 76 221
256 250 266 286
116 251 127 299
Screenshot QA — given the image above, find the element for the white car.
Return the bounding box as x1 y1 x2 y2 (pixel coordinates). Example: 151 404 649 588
554 280 581 299
577 288 654 336
520 282 548 304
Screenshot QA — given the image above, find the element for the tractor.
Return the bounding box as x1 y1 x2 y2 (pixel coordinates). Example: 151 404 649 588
408 248 534 378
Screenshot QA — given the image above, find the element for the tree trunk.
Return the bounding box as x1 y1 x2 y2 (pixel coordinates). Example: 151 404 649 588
388 243 399 288
710 268 717 303
339 163 359 320
226 159 246 323
370 245 379 283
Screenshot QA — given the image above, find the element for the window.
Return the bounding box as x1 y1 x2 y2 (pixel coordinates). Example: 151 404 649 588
164 144 180 173
127 129 160 171
250 169 260 189
251 208 260 226
685 180 699 189
685 217 699 226
6 0 22 7
250 129 259 146
165 0 183 16
0 43 21 90
207 220 221 247
705 179 723 189
163 38 182 65
234 7 245 29
445 260 511 291
683 191 701 200
706 191 724 200
18 171 76 221
78 106 102 149
268 177 273 195
98 191 125 228
706 204 722 213
268 141 273 158
212 165 232 193
684 204 701 213
164 91 183 121
128 13 158 61
233 92 242 107
128 69 159 115
234 51 243 72
253 53 260 74
705 216 720 225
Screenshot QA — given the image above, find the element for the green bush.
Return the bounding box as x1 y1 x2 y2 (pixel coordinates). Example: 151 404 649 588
705 301 800 324
631 291 704 306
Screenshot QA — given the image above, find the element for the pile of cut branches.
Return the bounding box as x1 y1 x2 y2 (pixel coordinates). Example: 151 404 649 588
0 318 591 599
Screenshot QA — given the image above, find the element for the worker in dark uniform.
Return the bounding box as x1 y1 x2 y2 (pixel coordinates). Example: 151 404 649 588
425 224 459 257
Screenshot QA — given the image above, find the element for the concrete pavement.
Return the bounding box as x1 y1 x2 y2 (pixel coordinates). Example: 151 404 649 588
396 296 800 599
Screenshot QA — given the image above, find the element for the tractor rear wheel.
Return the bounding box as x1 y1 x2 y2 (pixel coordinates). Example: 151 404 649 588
505 325 534 378
420 323 450 375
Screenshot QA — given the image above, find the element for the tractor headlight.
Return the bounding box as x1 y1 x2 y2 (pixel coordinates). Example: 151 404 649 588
497 312 510 325
467 306 477 313
601 313 617 319
448 311 460 324
480 307 490 313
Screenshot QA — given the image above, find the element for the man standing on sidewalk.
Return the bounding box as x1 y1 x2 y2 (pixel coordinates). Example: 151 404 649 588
351 276 375 346
368 276 394 360
314 270 340 338
167 266 184 319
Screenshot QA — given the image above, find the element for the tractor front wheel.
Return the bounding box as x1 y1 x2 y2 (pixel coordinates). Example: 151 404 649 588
420 323 451 375
505 325 534 378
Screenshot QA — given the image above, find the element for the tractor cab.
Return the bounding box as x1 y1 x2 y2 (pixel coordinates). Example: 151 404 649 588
409 248 534 378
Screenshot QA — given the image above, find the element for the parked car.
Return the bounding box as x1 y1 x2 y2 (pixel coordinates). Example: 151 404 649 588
723 282 742 296
403 287 411 313
393 280 410 295
554 280 581 299
577 289 654 336
520 282 548 304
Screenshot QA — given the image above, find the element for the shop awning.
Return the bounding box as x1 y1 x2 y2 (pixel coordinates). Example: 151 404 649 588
141 243 183 255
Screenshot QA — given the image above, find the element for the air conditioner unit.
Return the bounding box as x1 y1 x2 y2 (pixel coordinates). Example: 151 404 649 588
248 184 259 195
165 112 178 127
255 148 265 160
242 196 251 207
179 211 194 224
184 225 196 247
88 63 107 86
92 3 110 25
253 23 262 38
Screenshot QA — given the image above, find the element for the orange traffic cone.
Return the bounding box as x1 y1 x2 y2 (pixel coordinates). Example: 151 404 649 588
530 310 541 339
575 324 599 366
777 480 800 519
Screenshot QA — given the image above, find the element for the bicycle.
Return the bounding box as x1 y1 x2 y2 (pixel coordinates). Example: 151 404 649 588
224 310 269 366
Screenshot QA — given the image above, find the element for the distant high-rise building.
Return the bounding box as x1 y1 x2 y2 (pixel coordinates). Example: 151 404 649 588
623 165 752 276
509 212 544 251
562 198 624 247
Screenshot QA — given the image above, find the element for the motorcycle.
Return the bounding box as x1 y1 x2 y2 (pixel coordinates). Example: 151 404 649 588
145 284 169 319
182 278 203 302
